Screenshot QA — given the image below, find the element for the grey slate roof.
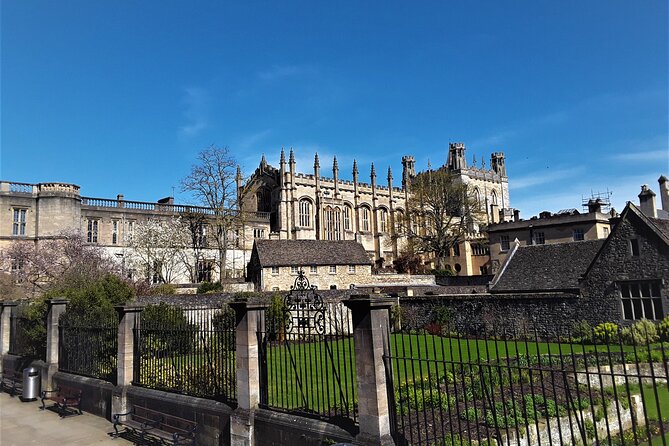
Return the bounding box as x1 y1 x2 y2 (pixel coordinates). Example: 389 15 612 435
253 239 372 267
649 217 669 241
491 239 605 292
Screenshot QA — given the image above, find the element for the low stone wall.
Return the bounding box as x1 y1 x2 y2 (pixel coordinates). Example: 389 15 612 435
496 395 644 446
52 372 114 419
575 363 669 388
398 293 620 337
254 409 355 446
126 386 232 446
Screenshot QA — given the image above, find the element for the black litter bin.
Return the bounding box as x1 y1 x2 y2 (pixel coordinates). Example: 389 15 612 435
21 367 40 402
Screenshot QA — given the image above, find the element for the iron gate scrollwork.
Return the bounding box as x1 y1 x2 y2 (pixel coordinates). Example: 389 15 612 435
259 270 357 427
284 270 325 335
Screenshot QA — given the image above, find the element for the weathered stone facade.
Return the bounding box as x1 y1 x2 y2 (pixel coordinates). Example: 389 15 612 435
240 143 512 275
0 181 270 282
580 204 669 324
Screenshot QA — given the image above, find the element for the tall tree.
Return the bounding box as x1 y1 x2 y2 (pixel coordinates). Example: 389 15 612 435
396 169 482 270
181 145 242 281
127 217 189 284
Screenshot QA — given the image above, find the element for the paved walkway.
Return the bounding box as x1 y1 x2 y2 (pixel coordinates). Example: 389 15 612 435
0 392 130 445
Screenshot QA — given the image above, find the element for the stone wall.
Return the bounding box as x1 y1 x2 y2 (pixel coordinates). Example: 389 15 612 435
580 212 669 323
397 293 619 337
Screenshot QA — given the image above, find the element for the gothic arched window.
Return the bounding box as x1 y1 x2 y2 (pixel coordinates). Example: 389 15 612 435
256 188 271 212
361 206 371 232
491 190 498 206
343 205 353 231
473 188 482 210
324 206 342 240
380 208 388 232
299 199 312 227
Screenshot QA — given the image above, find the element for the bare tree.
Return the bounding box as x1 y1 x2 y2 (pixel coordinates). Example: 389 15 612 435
394 169 482 270
178 210 209 283
181 145 242 281
127 218 189 284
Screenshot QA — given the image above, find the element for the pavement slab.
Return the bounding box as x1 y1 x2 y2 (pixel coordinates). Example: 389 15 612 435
0 392 130 445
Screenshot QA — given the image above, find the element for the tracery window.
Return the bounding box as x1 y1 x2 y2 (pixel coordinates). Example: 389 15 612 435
343 205 352 231
299 199 312 227
324 206 342 240
361 206 371 232
380 208 388 232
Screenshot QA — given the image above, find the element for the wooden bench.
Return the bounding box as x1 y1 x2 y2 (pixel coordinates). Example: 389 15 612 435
0 369 23 397
40 385 83 417
112 405 197 445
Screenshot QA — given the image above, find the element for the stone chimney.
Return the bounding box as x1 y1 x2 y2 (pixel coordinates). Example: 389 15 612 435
513 209 520 222
638 185 657 218
587 198 602 214
659 175 669 212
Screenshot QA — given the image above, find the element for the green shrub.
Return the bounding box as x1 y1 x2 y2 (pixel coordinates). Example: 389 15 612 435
571 320 592 343
197 281 222 294
141 303 198 355
658 316 669 341
593 322 619 343
621 319 659 345
152 283 177 295
266 293 289 341
431 268 454 277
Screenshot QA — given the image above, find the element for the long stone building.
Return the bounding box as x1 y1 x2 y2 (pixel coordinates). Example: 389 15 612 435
239 143 512 275
1 142 513 284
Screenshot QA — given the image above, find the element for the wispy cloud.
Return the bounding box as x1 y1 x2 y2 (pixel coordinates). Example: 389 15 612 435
611 150 668 162
236 129 272 150
511 166 585 190
257 64 316 81
178 87 209 137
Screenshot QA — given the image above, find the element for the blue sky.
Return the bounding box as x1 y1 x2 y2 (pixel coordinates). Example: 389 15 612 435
1 1 667 217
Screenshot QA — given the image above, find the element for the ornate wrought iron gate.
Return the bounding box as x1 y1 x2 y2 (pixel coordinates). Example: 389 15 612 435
258 271 357 426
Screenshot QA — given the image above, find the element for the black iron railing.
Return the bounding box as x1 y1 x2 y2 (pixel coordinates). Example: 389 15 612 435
386 322 669 446
58 314 118 383
8 305 44 360
132 304 236 404
258 272 358 428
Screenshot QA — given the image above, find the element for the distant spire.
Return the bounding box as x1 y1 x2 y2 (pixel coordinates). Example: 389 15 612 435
280 147 285 163
353 159 358 176
236 165 242 181
387 166 393 181
261 153 267 166
371 163 376 177
314 152 320 169
427 159 432 170
289 148 295 164
473 154 477 166
333 156 339 171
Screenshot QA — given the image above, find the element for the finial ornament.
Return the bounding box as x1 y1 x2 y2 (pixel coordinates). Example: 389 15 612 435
387 166 393 180
289 148 295 163
353 159 358 175
333 156 339 171
280 147 286 163
314 152 320 168
371 163 376 177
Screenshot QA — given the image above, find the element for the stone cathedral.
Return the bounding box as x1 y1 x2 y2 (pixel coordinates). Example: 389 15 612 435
239 143 512 275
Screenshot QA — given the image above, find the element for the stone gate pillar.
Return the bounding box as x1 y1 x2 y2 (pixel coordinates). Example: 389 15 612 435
44 299 68 391
112 305 143 416
229 300 267 446
343 294 396 446
0 301 18 375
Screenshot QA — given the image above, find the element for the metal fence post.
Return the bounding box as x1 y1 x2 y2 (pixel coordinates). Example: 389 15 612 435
229 300 267 446
343 294 396 446
0 301 18 375
44 299 68 391
111 305 143 417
